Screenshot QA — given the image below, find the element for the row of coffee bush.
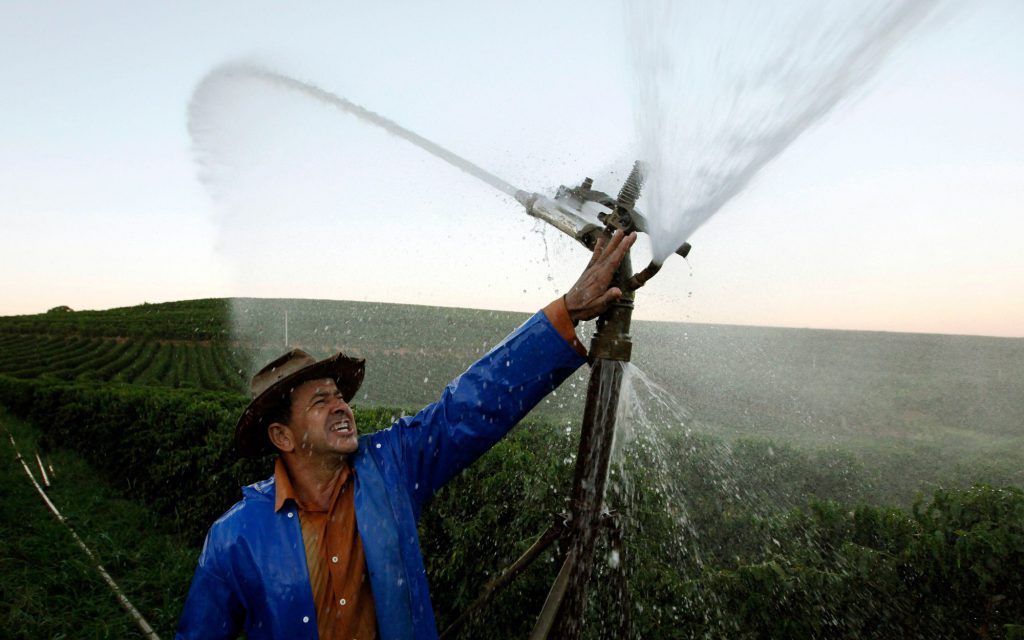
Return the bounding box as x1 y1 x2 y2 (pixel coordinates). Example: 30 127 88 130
0 375 396 544
0 299 230 340
1 373 1021 638
0 334 249 393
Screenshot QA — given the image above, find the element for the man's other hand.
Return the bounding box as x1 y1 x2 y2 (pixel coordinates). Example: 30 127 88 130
563 230 638 323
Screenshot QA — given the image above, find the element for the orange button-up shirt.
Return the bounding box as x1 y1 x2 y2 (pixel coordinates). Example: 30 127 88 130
275 458 377 639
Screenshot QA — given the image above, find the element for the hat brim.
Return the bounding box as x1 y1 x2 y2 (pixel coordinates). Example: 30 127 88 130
234 352 365 458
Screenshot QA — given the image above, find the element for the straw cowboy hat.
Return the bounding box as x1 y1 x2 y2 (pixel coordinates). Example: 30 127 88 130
234 348 365 458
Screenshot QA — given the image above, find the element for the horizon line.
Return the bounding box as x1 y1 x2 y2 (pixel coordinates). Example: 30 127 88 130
2 295 1020 341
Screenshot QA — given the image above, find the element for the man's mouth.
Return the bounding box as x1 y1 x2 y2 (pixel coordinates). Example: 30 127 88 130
330 419 352 434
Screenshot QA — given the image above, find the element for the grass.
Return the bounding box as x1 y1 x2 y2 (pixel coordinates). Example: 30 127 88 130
0 410 198 639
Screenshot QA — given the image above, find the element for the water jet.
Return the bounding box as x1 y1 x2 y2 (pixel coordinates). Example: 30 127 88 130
191 65 691 637
439 161 692 640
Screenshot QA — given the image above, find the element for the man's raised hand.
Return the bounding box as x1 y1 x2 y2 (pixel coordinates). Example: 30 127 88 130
563 230 638 323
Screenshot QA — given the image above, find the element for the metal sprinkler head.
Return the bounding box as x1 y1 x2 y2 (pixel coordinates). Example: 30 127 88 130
517 161 692 289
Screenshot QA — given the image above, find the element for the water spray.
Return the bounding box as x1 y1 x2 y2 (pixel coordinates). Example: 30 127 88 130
442 162 692 640
190 65 691 637
528 161 688 639
191 64 691 272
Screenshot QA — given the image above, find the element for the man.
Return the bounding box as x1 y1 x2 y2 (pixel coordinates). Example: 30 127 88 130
177 231 637 639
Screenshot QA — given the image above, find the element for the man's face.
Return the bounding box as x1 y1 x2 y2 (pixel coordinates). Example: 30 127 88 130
285 378 359 457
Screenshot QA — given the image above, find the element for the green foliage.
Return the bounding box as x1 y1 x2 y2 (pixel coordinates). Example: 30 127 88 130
420 423 575 638
676 486 1024 639
0 412 198 639
0 298 231 340
0 374 405 545
0 334 251 393
415 406 1024 638
1 370 1022 637
3 296 1021 506
1 297 1022 636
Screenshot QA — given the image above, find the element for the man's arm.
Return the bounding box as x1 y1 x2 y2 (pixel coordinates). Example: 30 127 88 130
383 231 637 515
390 305 585 514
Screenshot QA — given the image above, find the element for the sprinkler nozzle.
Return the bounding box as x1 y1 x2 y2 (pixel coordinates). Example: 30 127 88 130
518 162 692 266
625 261 662 291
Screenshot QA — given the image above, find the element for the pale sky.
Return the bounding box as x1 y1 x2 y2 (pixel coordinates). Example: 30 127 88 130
1 0 1021 337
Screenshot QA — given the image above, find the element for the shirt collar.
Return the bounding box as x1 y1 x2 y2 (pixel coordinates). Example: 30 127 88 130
273 456 352 513
274 457 297 513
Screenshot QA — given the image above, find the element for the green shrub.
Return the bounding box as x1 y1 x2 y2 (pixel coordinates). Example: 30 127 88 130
1 373 1021 638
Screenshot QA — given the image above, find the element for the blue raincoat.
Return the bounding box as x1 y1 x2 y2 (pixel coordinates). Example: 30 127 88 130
176 310 586 639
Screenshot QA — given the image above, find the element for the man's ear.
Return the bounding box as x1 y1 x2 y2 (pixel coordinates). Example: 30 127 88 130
267 422 295 453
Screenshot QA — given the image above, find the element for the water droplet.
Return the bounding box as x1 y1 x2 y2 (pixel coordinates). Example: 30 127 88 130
608 549 620 568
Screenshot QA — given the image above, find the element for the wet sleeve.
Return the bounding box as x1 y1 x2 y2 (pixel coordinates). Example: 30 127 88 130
176 535 245 640
390 309 587 517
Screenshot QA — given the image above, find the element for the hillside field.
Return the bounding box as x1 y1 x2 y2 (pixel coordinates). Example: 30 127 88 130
2 297 1020 501
1 297 1022 638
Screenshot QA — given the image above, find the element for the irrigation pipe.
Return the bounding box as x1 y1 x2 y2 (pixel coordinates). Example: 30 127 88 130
4 430 162 640
34 451 50 486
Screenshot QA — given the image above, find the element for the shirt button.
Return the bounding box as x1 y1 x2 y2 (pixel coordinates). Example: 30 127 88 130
339 598 347 606
332 555 339 563
287 512 294 518
302 616 309 623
